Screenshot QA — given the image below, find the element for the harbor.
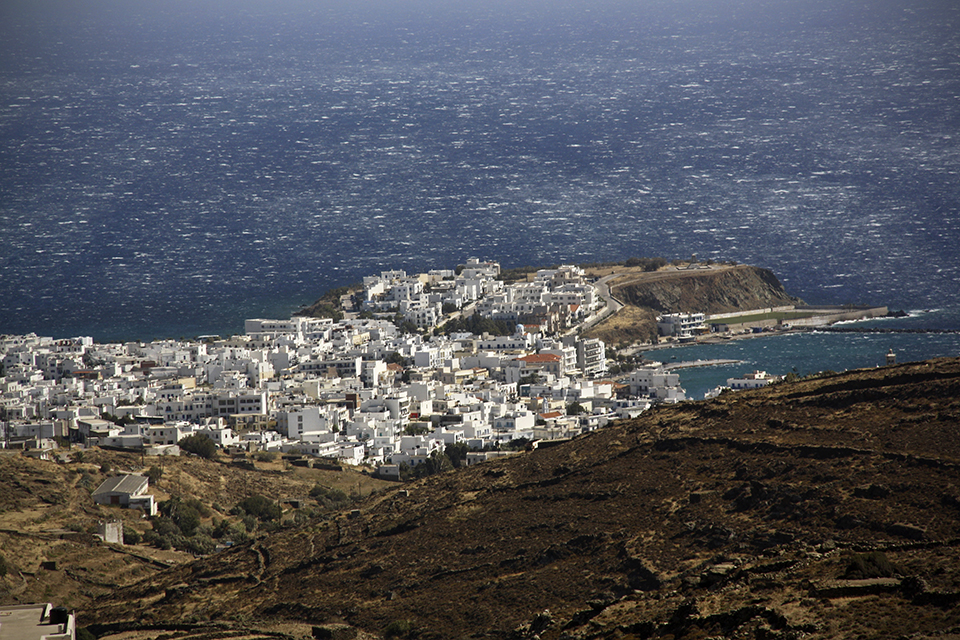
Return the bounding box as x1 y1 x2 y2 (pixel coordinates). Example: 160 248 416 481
648 326 960 400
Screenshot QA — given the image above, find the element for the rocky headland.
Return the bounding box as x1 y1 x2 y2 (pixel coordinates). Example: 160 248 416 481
583 263 803 345
610 264 802 313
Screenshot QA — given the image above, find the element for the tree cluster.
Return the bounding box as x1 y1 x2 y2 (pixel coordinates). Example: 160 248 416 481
566 402 586 416
445 442 469 468
100 412 134 427
143 496 219 554
624 256 668 271
309 484 352 510
440 313 514 337
388 443 471 481
305 301 343 321
145 465 162 485
397 319 420 335
232 494 281 523
385 351 406 365
178 434 218 459
406 450 453 479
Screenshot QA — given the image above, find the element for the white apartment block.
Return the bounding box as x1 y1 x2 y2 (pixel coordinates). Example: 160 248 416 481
460 257 501 279
577 338 607 377
389 280 424 302
277 406 339 439
299 356 362 379
628 367 686 403
727 370 782 390
657 313 708 337
413 345 453 369
540 346 578 375
145 423 190 446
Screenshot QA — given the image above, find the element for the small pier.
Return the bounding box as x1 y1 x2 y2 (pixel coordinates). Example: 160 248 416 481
664 358 741 370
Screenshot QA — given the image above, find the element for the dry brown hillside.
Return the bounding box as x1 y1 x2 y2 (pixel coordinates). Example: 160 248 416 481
0 448 388 617
82 358 960 640
608 264 801 313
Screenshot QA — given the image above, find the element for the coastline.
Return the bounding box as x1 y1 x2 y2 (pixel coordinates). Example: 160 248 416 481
615 304 893 359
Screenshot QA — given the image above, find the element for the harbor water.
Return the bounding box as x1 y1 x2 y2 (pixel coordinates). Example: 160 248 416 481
647 310 960 399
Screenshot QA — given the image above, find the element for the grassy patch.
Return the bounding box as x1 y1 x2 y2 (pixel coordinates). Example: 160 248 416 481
581 306 659 346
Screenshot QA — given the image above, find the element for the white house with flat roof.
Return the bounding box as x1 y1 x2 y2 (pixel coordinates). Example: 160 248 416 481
657 312 707 337
727 370 782 390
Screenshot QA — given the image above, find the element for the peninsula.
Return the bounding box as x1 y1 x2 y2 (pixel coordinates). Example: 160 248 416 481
296 257 888 349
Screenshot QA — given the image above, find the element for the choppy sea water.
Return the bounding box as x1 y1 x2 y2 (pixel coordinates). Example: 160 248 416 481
1 0 959 357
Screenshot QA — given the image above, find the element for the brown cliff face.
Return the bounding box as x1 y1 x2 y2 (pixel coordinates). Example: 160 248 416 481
612 265 802 315
83 358 960 640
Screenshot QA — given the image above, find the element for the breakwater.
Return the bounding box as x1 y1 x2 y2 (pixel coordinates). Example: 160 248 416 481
814 327 960 334
665 358 742 370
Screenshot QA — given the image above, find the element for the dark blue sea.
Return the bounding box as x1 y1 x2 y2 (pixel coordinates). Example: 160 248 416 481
2 0 959 383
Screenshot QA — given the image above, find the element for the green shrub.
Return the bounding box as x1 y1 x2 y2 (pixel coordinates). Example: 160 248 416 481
439 312 513 337
624 256 667 271
145 465 163 485
235 494 281 522
185 533 216 556
843 551 899 579
384 619 414 638
309 485 350 509
260 520 282 533
177 507 201 536
150 516 180 538
227 523 250 544
241 514 258 533
185 497 212 519
168 533 188 550
178 434 218 459
211 518 229 539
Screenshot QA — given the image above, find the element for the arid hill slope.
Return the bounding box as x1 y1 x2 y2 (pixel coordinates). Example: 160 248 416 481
0 449 387 617
85 358 960 640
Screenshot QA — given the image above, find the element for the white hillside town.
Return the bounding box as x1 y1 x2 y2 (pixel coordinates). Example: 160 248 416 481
1 259 752 473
